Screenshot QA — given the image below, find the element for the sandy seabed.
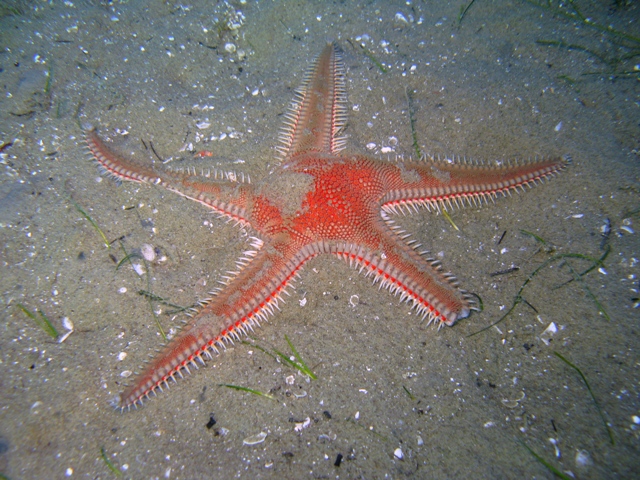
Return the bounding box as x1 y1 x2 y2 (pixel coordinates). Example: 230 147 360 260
0 1 639 478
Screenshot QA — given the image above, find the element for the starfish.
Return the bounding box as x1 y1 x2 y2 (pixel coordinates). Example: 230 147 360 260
85 42 570 410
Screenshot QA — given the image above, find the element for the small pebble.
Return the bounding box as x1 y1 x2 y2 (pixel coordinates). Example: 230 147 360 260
205 415 216 429
140 244 156 262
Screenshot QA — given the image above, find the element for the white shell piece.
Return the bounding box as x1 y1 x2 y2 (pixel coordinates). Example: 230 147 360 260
293 390 307 399
62 317 74 331
395 12 408 24
57 330 73 343
243 431 267 445
294 417 311 432
540 322 557 345
575 449 593 468
501 391 526 408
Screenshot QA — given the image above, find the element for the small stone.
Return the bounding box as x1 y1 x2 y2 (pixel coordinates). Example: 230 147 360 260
140 244 156 262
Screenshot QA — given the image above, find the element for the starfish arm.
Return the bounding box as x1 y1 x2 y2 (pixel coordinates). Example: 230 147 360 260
277 42 348 160
85 128 163 185
118 236 320 409
331 219 471 326
85 128 255 225
163 175 255 227
380 155 571 212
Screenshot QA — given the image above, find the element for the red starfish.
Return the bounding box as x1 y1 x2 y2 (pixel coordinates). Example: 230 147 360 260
86 43 570 410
